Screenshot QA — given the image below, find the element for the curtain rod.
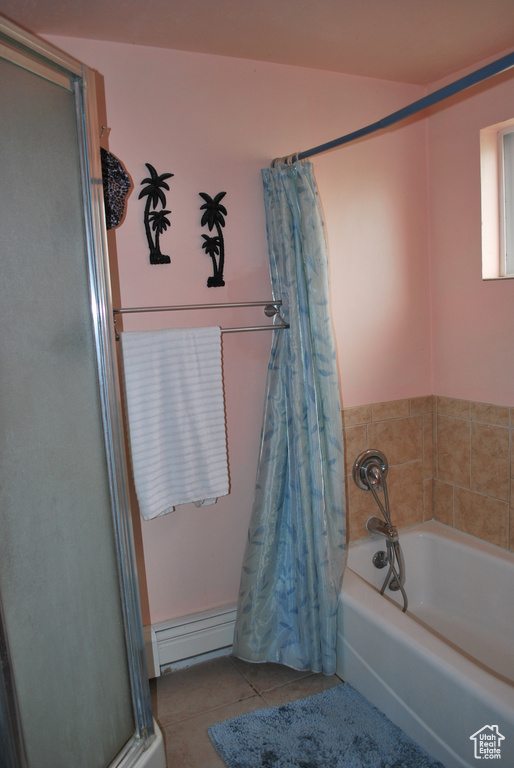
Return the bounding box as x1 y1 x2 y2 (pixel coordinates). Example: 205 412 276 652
272 49 514 165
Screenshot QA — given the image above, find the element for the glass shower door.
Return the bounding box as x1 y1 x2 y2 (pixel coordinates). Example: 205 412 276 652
0 20 158 768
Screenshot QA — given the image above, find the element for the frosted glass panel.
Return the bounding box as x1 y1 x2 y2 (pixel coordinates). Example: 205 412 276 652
0 57 134 767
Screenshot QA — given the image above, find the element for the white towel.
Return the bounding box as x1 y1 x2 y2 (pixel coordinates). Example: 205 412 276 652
120 326 229 520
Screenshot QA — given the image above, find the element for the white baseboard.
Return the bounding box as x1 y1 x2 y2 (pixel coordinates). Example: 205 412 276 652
144 604 237 677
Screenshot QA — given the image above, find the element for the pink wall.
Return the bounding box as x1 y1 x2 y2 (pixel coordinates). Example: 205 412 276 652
428 58 514 406
47 35 429 624
317 115 431 406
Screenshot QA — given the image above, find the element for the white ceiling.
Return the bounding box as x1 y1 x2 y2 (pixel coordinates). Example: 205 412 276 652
1 0 514 85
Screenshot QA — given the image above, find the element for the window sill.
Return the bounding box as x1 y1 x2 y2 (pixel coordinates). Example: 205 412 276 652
482 275 514 281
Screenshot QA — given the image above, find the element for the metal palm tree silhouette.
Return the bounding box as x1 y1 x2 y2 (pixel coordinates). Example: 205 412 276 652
139 163 174 264
199 191 227 286
148 209 171 259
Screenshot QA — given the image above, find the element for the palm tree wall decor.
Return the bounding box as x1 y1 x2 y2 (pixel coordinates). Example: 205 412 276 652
139 163 173 264
199 191 227 287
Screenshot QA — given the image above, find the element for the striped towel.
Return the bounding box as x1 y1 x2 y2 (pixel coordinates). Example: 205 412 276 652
120 326 229 520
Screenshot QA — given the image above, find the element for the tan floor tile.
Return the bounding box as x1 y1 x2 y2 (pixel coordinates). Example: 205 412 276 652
152 656 255 726
155 658 342 768
229 656 311 692
162 696 264 768
260 672 342 706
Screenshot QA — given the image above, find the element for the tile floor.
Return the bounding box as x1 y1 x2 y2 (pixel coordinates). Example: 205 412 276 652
150 653 343 767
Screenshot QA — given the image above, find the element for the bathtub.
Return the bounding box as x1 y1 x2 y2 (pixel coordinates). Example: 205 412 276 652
336 520 514 768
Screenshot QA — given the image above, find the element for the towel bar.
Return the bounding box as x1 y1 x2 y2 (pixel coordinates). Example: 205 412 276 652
112 300 289 339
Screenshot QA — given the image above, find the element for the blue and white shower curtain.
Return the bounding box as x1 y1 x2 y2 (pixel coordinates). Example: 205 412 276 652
233 161 346 675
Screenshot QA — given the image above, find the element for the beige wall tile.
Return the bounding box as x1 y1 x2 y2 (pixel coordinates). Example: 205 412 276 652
343 424 367 476
431 410 438 479
436 396 471 419
436 415 471 486
511 427 514 479
471 401 510 426
410 395 433 415
347 477 380 541
454 487 509 548
342 405 372 427
371 399 410 421
386 461 424 528
423 414 433 478
423 477 433 521
433 479 454 526
345 395 513 549
471 422 510 500
347 461 424 536
510 480 514 552
367 416 423 465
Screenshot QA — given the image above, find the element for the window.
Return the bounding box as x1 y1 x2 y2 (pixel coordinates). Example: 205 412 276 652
501 128 514 275
481 118 514 279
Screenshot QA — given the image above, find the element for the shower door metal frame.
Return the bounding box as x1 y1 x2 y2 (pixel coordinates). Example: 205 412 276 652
0 17 155 767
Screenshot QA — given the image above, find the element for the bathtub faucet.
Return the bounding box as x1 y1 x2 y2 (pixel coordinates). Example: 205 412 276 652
366 515 398 542
353 449 408 612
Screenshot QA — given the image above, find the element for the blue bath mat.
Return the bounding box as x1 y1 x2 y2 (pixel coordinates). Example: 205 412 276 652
208 682 444 767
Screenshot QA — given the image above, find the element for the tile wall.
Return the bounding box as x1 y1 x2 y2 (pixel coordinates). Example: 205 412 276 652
342 395 514 551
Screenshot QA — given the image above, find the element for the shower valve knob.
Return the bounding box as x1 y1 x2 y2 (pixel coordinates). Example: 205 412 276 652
352 449 388 491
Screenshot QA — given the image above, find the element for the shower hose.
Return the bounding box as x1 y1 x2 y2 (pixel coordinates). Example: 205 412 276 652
364 464 408 613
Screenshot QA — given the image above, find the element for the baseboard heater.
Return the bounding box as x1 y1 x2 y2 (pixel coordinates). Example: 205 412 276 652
144 604 237 677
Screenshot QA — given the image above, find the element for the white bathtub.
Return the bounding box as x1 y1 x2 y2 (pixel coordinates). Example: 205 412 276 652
336 520 514 768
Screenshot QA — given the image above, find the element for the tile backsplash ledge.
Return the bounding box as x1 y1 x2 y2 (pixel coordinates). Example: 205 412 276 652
342 395 514 551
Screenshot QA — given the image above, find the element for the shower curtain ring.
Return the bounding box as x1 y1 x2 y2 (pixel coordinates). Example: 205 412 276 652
271 152 300 167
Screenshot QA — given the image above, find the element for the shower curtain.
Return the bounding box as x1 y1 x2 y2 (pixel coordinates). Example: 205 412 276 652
233 161 346 675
